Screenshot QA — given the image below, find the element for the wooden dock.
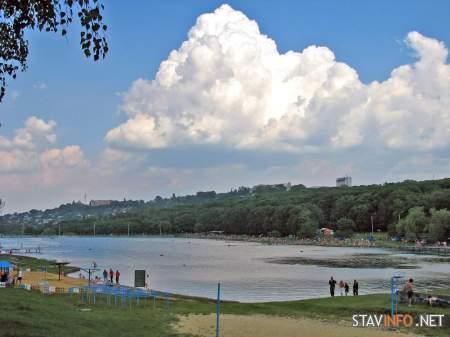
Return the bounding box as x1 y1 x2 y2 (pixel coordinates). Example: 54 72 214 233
1 246 42 254
401 245 450 256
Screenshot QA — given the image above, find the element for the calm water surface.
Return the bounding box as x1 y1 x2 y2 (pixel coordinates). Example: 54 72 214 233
1 236 449 302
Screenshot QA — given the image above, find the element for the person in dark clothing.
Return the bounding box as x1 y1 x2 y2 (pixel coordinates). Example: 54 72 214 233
344 282 349 296
329 276 337 297
353 280 359 296
115 270 120 285
103 269 108 282
405 278 414 307
109 268 114 284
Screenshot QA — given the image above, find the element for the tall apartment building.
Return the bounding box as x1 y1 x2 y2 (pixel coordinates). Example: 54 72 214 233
336 176 352 187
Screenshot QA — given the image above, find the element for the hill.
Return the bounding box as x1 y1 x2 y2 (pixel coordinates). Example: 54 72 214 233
1 179 450 241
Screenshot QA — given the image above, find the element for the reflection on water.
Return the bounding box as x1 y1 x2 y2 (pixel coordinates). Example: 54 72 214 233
1 237 449 302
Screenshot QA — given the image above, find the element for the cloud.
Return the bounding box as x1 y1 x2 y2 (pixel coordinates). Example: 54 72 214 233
10 90 19 100
40 146 87 169
105 5 450 154
3 5 450 213
33 82 48 90
0 117 86 173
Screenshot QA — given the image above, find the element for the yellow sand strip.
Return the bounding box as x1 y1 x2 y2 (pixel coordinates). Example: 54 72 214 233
175 314 420 337
21 271 87 289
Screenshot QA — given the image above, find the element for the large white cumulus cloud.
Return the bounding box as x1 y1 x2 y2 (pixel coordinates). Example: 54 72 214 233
106 4 450 153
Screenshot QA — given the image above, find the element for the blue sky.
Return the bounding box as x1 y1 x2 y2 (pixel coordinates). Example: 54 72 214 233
1 1 450 212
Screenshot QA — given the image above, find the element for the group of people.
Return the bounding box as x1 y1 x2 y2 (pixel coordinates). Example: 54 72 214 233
0 270 10 283
78 266 121 286
0 269 22 286
102 268 120 285
328 277 358 297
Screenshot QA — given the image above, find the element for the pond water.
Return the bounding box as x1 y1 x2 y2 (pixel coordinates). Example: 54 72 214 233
1 236 449 302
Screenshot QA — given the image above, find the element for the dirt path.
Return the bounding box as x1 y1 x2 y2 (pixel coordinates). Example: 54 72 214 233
175 314 418 337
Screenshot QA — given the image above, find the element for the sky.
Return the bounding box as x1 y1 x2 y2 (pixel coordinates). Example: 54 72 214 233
1 0 450 213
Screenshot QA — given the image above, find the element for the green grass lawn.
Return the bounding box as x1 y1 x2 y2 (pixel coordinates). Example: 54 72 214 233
1 288 448 337
0 288 177 337
0 254 79 274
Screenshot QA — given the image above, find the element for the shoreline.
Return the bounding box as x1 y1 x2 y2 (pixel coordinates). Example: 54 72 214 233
179 232 381 248
1 254 449 337
2 281 449 337
3 233 449 256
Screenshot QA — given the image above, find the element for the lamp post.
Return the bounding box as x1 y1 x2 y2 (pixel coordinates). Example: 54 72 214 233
371 215 374 237
369 213 377 242
216 283 221 337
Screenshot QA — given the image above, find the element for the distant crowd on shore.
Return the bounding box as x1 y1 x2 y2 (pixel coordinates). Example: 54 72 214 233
102 268 121 285
0 268 23 287
328 276 421 307
328 277 358 297
78 261 121 286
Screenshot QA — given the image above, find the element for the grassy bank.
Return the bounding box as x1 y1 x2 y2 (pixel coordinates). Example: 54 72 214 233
182 231 406 249
1 288 449 337
0 253 79 274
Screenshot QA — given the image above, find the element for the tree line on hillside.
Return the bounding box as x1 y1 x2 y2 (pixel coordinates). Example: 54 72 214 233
1 179 450 242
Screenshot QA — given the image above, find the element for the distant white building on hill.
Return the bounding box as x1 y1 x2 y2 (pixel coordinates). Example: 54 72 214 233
336 176 352 187
89 200 114 207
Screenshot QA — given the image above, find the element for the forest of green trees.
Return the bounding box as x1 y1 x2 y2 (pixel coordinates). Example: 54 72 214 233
2 178 450 242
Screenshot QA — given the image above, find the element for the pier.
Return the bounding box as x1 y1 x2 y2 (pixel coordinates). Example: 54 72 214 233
1 246 42 254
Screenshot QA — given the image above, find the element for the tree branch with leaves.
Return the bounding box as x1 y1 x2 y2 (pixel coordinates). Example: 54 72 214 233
0 0 108 101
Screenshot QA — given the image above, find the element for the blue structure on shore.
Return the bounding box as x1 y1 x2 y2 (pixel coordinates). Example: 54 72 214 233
390 272 405 317
0 261 12 272
73 284 172 308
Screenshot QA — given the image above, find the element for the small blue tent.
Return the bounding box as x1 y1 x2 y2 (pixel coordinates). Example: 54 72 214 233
0 261 11 272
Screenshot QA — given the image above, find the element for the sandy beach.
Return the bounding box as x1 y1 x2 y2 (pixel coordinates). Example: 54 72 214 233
175 314 420 337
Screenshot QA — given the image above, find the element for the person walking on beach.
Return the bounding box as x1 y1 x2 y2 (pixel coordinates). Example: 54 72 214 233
103 269 108 283
115 269 120 285
339 280 345 296
344 282 349 296
109 268 114 284
405 278 414 307
353 280 359 296
17 269 23 285
329 277 337 297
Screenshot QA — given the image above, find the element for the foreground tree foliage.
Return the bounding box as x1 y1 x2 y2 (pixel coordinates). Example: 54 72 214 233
1 178 450 241
396 207 428 241
336 218 356 238
427 208 450 242
0 0 108 101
